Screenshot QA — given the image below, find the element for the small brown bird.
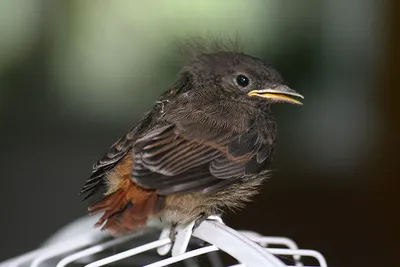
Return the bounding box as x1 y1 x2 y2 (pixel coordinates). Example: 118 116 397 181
80 40 303 237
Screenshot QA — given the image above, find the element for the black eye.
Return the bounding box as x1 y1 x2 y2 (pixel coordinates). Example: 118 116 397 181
236 75 249 87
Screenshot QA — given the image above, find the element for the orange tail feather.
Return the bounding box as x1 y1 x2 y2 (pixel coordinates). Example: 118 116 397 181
88 179 164 236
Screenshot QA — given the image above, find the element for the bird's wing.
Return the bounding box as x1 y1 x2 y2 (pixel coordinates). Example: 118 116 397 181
80 111 154 200
132 123 273 195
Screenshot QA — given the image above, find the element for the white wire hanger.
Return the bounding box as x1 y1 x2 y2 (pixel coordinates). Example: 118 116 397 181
1 214 328 267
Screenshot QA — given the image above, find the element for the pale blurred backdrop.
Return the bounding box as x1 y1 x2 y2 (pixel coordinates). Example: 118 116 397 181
0 1 398 266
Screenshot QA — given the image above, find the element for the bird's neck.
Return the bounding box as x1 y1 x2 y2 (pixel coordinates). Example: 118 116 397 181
183 91 272 133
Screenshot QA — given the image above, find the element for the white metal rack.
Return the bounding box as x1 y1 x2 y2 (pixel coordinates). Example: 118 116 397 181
1 215 328 267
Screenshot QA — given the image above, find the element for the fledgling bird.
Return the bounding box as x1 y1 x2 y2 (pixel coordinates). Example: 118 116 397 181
80 40 303 237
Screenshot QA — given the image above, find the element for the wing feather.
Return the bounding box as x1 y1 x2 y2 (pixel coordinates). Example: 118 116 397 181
80 111 154 200
132 123 274 195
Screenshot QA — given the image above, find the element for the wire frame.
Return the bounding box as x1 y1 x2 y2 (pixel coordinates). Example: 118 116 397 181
1 215 328 267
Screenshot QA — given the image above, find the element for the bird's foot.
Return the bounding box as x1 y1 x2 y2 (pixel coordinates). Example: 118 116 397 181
158 215 223 256
192 213 223 232
192 213 208 232
169 223 178 242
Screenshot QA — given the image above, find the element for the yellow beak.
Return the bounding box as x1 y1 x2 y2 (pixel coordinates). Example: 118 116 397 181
248 87 304 105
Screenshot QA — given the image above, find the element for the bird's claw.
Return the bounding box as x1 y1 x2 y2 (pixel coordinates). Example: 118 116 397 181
166 215 207 249
157 215 223 256
169 223 178 242
192 213 208 232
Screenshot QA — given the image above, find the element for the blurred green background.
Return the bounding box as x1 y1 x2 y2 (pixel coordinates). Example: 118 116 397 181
0 0 398 266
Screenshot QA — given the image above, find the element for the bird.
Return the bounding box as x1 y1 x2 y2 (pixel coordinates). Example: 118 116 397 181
80 39 304 238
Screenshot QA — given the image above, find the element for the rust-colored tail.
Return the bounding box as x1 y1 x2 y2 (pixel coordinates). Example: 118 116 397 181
88 179 165 236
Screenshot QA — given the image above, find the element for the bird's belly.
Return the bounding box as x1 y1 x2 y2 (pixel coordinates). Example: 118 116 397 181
163 176 266 224
164 193 213 224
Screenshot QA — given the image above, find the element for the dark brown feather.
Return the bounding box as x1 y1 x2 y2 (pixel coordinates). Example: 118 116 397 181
80 45 295 234
131 105 275 195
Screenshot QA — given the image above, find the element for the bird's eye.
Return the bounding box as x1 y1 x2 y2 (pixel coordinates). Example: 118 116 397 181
236 75 250 87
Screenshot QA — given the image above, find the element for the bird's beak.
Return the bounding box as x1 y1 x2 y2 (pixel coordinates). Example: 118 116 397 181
248 85 304 105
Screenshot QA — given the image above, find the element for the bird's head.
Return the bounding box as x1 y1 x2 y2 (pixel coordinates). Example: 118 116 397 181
180 51 304 106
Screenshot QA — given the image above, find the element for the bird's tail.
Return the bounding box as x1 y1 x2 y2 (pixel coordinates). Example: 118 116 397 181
88 178 165 236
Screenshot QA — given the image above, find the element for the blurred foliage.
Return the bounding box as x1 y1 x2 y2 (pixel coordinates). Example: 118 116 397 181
0 0 322 120
0 0 381 176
